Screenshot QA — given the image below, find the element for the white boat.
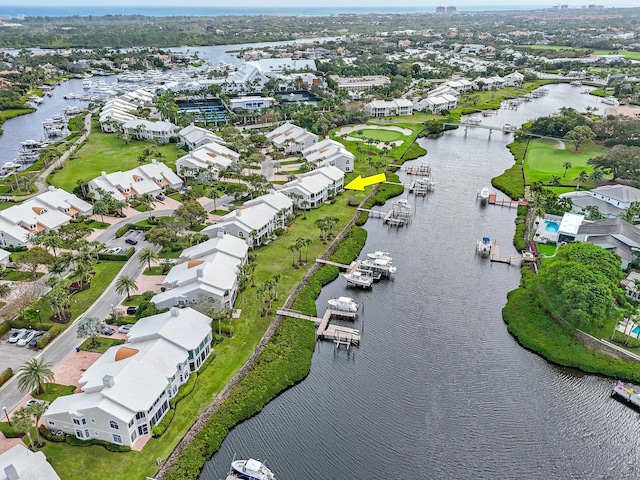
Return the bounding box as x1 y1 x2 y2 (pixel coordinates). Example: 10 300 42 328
602 97 619 106
570 80 582 87
360 258 397 276
479 187 490 202
230 459 275 480
416 176 435 187
477 237 491 257
367 251 392 261
328 296 359 313
343 271 373 288
82 79 92 89
503 123 516 133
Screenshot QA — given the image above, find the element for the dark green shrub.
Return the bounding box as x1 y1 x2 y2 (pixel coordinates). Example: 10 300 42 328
65 435 131 452
0 367 13 387
152 408 175 437
39 425 65 442
97 247 135 261
0 322 10 335
37 324 62 349
169 373 198 409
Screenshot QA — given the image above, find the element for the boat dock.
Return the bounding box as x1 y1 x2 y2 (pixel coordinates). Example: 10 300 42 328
356 203 412 227
276 308 360 348
316 258 360 272
405 163 432 176
489 242 523 266
408 179 433 196
611 381 640 409
488 193 527 207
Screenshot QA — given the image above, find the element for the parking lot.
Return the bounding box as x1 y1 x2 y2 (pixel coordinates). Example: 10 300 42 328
103 228 147 253
0 328 43 374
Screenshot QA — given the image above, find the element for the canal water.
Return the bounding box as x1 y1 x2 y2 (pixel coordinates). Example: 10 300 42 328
202 84 640 480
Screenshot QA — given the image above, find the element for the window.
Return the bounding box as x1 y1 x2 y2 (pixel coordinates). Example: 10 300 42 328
112 434 122 444
47 420 55 427
128 419 134 428
91 418 96 424
136 412 145 420
73 418 87 426
109 420 119 430
94 431 99 437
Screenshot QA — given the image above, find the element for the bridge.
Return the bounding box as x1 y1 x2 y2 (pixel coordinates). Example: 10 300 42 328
443 122 565 142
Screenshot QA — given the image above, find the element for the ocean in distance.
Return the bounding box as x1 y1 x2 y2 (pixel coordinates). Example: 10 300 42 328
2 5 557 18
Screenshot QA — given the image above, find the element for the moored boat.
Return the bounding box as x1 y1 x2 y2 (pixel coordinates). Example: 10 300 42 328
343 271 373 288
367 251 392 261
328 296 359 313
360 258 397 276
230 459 275 480
477 237 491 257
479 187 490 202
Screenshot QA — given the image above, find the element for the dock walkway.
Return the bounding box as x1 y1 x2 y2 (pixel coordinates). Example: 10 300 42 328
276 307 360 348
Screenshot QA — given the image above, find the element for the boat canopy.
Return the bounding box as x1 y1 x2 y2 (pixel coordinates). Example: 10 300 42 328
482 237 490 243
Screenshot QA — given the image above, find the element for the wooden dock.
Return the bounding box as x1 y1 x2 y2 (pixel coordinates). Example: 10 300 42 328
611 381 640 409
408 180 432 196
357 206 411 227
406 164 431 176
489 243 522 266
276 307 360 348
488 193 527 207
315 258 361 273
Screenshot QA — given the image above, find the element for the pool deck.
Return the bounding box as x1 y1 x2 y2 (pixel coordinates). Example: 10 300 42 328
533 217 560 243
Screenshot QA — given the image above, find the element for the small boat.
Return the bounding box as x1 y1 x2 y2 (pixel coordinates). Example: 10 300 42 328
602 97 618 106
360 258 397 276
479 187 490 202
477 237 491 257
416 176 435 187
343 271 373 288
367 251 392 261
328 296 359 313
502 123 516 133
230 459 275 480
570 80 582 87
82 79 92 89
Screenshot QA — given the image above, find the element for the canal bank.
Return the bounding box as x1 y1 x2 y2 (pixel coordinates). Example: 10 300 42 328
202 84 640 480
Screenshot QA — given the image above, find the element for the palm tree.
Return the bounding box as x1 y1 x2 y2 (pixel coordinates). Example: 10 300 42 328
315 217 327 242
138 193 156 212
93 199 108 224
207 185 223 211
12 409 36 450
589 167 605 184
17 358 54 395
562 161 572 177
303 238 312 262
549 175 561 192
575 170 588 190
115 275 138 300
138 247 159 273
42 231 63 257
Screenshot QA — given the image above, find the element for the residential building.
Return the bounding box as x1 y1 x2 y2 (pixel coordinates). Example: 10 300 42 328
88 161 182 202
622 271 640 301
413 93 458 113
301 138 354 173
575 217 640 268
152 233 248 309
0 187 92 247
267 122 318 153
330 75 390 93
228 95 275 112
201 190 293 247
178 124 225 151
0 444 61 480
43 308 212 448
364 99 413 117
122 119 178 144
176 142 240 179
280 165 345 209
503 71 525 86
560 185 640 218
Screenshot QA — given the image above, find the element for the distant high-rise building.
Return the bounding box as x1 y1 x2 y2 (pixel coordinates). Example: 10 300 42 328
445 6 457 13
435 6 446 13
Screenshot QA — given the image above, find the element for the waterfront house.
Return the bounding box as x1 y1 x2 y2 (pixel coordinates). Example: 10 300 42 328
301 138 354 173
364 99 413 117
0 444 60 480
330 74 390 93
179 231 249 264
267 122 318 153
575 217 640 268
280 165 345 209
88 160 182 202
175 142 240 179
122 119 178 144
43 308 212 449
0 187 92 247
560 185 640 218
622 271 640 302
201 190 293 247
228 94 276 112
177 124 226 151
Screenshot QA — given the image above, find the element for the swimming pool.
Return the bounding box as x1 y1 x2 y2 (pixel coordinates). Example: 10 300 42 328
633 325 640 336
544 221 559 234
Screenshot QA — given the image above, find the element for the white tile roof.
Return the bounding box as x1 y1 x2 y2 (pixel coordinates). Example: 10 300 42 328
0 444 61 480
127 307 212 351
180 233 248 261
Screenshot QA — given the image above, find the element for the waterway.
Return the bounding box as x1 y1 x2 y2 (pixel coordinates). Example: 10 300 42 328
201 84 640 480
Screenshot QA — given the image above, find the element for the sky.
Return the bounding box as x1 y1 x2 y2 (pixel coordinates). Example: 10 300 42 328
0 0 632 7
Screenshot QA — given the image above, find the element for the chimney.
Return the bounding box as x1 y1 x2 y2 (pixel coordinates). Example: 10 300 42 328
236 209 241 217
101 171 107 178
217 231 224 239
48 185 56 192
102 375 115 388
269 188 276 195
4 465 18 480
170 307 180 317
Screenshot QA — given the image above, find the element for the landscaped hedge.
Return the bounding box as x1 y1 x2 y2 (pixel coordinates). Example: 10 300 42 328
152 409 176 438
65 434 131 452
514 205 528 252
39 425 65 442
0 321 10 336
170 373 198 409
37 324 63 349
115 223 152 238
97 247 135 261
0 367 13 387
165 317 316 480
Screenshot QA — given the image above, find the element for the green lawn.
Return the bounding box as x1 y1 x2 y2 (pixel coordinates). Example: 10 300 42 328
32 383 76 403
524 139 606 186
593 49 640 61
347 128 406 142
79 336 125 354
47 132 182 192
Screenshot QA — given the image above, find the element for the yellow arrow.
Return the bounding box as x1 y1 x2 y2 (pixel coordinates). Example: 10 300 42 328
345 173 387 191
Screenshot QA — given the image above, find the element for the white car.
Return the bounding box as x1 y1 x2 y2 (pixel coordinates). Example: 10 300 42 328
8 328 27 343
17 330 37 347
118 324 132 334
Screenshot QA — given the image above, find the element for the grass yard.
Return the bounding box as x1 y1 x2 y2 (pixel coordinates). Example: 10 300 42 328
593 49 640 61
347 128 406 142
524 139 606 186
47 131 182 192
79 337 125 354
32 383 76 403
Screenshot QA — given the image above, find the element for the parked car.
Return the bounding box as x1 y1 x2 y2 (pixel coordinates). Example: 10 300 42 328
118 324 132 334
125 238 138 245
28 331 45 348
102 326 115 336
17 330 36 347
222 202 234 208
155 194 165 201
25 399 43 408
8 328 27 343
126 306 138 316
